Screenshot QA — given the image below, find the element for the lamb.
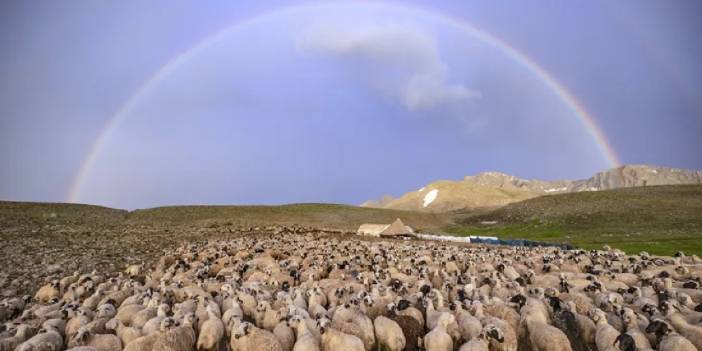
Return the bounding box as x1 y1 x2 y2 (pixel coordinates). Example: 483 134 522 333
522 309 573 351
196 305 224 351
424 313 454 351
373 315 405 351
232 321 284 351
316 318 364 351
68 327 122 351
645 319 697 351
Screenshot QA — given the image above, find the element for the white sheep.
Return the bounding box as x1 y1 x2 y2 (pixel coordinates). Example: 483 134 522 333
105 318 142 346
273 320 295 351
231 321 283 351
68 327 122 351
458 324 505 351
590 308 619 351
287 315 319 351
373 315 405 351
424 313 454 351
317 318 364 351
196 305 224 351
665 308 702 350
152 313 197 351
522 309 572 351
15 325 63 351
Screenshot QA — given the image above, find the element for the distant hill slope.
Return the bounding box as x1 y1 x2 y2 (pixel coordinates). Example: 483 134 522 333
447 184 702 255
0 201 127 226
363 165 702 212
0 201 450 231
127 203 450 231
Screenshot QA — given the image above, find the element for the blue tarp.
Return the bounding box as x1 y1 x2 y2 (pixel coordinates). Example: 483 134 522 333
469 237 574 250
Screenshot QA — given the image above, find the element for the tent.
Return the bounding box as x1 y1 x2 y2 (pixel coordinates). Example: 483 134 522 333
357 224 390 237
380 218 414 237
357 218 414 237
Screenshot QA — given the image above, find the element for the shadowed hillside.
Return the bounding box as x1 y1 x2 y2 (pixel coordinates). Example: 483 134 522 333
447 184 702 255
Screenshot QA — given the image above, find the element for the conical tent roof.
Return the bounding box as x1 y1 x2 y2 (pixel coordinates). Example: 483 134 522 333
380 218 413 236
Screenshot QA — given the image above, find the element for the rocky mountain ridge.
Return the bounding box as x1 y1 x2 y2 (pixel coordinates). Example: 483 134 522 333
361 165 702 212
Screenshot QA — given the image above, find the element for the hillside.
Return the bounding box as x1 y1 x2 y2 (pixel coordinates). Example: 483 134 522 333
127 203 450 231
0 201 450 295
0 201 128 226
363 165 702 212
446 184 702 255
361 179 536 212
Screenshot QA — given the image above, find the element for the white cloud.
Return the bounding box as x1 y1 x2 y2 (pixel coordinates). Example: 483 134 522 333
299 22 479 111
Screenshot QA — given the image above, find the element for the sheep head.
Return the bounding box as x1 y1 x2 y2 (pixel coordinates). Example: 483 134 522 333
484 324 504 343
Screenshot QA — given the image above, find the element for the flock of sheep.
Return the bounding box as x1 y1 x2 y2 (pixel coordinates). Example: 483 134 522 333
1 233 702 351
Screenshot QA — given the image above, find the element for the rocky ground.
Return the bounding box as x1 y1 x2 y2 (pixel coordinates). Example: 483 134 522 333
0 222 350 297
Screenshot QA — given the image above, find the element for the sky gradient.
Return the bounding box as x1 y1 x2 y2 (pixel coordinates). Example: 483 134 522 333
1 1 701 209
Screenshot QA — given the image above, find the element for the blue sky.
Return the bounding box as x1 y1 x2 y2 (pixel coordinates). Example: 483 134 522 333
1 1 700 209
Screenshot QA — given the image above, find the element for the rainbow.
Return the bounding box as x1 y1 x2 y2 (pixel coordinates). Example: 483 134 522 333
67 2 622 203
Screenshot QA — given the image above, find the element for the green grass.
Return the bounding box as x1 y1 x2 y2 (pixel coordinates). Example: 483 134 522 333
445 185 702 256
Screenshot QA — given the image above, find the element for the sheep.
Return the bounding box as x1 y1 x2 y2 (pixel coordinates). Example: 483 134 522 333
34 281 61 303
196 305 224 351
0 324 34 351
620 307 652 350
612 333 637 351
386 302 422 351
273 320 295 351
15 325 63 351
152 313 197 351
67 327 122 351
479 316 518 351
424 313 454 351
590 308 620 351
645 319 697 351
548 297 589 351
105 318 143 346
316 318 364 351
522 309 573 351
141 304 171 336
664 307 702 350
458 324 505 351
450 303 478 343
231 321 284 351
374 315 405 351
122 319 166 351
287 315 320 351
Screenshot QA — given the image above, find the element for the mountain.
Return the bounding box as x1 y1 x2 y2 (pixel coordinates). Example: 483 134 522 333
361 165 702 212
